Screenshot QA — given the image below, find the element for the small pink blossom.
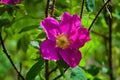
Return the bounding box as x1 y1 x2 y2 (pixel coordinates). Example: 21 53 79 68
40 12 90 68
0 0 21 5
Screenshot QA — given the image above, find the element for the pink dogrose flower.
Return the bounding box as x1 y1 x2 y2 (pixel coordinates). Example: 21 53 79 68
40 12 90 68
0 0 21 5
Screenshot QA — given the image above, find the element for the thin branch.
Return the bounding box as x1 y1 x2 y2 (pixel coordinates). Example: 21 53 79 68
88 0 110 31
45 60 49 80
53 68 68 80
51 0 56 17
91 30 108 39
49 66 58 75
0 33 25 80
108 3 114 80
18 62 22 80
80 0 85 19
53 74 62 80
45 0 50 18
45 0 50 80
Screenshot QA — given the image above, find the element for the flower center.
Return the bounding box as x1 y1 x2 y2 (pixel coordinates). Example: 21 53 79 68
56 33 70 49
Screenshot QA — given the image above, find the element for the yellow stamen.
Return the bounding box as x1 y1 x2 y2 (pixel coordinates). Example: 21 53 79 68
56 33 70 49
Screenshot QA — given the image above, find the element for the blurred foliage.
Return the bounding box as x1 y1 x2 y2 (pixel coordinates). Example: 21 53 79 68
0 0 120 80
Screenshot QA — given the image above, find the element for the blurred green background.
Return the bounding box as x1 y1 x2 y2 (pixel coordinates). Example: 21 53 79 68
0 0 120 80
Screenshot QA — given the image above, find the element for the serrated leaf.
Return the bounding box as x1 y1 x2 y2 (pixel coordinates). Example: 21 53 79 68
71 66 87 80
26 57 44 80
19 25 40 33
85 0 95 12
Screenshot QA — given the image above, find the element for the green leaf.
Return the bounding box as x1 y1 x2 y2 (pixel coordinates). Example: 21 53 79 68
30 40 40 49
71 66 87 80
57 59 69 68
0 5 6 15
57 60 69 77
0 19 11 28
36 31 46 39
114 9 120 19
93 77 101 80
7 7 14 16
86 65 100 76
26 57 45 80
17 34 30 52
19 25 40 33
85 0 95 12
102 67 109 74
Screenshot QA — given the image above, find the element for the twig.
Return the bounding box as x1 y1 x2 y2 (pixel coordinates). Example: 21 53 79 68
45 0 50 80
91 30 108 39
48 66 58 75
51 0 56 17
88 0 110 31
45 0 50 18
0 33 25 80
108 3 113 80
18 62 22 80
45 60 49 80
53 68 68 80
80 0 85 19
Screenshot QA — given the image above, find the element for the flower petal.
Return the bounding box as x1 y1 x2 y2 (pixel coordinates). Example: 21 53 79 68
71 14 81 30
70 27 90 48
60 12 81 34
1 0 21 5
14 0 21 3
61 12 72 23
59 48 82 68
1 0 13 5
59 12 71 34
40 17 60 41
40 40 60 60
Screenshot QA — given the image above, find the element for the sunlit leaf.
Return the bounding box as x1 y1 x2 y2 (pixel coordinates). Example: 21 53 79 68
30 40 40 49
114 9 120 19
102 67 109 74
